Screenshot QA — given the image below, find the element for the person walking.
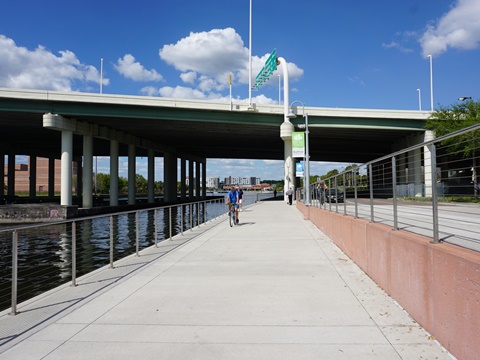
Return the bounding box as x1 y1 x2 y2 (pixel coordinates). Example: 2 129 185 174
318 181 326 206
286 187 293 205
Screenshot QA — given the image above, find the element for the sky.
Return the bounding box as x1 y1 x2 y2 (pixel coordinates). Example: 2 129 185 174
2 0 480 181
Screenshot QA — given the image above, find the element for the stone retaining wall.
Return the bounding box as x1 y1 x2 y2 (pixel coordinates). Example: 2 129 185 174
0 204 78 223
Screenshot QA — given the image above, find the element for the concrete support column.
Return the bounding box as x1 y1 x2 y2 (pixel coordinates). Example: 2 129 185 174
398 153 407 184
202 160 206 199
7 153 15 197
164 151 177 203
29 155 37 198
148 149 155 204
424 130 435 198
180 157 186 201
110 140 119 206
0 154 4 201
76 158 83 202
128 144 136 205
195 161 201 200
48 157 55 198
61 130 73 206
188 159 194 200
82 135 93 209
281 122 295 202
413 148 422 197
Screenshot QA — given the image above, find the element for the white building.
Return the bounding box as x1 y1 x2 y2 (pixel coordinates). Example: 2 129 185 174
206 176 220 189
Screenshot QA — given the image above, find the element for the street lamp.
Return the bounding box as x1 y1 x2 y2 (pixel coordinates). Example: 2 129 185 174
287 100 310 206
417 88 422 111
458 97 472 101
427 55 433 111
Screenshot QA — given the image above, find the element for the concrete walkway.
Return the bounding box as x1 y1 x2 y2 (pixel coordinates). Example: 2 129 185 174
0 201 452 359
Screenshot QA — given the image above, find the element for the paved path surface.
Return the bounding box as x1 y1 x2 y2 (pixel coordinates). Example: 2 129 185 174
0 201 452 359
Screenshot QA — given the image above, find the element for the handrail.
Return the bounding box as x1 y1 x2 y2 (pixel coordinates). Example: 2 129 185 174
1 193 275 315
301 124 480 251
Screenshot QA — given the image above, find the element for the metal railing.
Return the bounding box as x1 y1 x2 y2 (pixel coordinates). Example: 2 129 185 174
0 198 226 315
299 123 480 252
0 192 274 315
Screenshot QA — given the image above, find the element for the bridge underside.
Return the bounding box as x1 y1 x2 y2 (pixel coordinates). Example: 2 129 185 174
0 91 428 164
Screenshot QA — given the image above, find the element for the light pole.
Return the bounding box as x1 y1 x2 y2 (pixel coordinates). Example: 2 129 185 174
417 88 422 111
287 101 310 206
427 55 433 111
278 74 281 105
248 0 252 106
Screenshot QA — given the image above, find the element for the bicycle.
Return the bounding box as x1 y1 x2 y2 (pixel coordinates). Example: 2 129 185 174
228 203 238 227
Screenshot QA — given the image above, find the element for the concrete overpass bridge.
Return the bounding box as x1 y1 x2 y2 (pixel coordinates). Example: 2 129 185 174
0 88 430 209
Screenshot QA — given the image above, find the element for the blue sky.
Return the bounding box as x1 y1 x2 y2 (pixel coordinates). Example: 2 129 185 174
2 0 480 181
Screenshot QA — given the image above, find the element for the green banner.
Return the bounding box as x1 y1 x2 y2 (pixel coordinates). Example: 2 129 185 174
292 132 305 158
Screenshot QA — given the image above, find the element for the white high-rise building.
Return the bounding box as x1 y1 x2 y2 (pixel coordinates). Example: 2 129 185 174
206 176 220 189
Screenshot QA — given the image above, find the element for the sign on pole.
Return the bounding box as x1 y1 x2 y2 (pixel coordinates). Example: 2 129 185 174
292 132 305 158
296 161 304 177
253 49 277 89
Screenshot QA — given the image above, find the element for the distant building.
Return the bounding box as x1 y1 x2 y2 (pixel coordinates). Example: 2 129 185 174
3 157 70 193
224 176 262 186
206 176 219 189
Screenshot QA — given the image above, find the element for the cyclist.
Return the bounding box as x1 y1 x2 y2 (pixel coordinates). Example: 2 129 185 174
226 186 240 224
238 187 244 211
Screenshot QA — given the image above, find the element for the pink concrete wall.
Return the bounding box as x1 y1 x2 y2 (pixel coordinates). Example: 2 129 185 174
298 203 480 360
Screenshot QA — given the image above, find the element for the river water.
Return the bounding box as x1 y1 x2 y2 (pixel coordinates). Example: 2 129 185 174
0 193 274 311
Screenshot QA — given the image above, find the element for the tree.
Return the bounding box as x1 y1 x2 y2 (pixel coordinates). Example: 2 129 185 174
425 99 480 198
135 174 148 195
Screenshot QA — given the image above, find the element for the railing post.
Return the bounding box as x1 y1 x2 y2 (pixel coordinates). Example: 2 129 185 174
392 156 398 230
343 172 346 215
135 211 139 256
10 230 18 315
335 177 338 213
369 163 375 223
180 204 184 235
354 169 358 218
71 221 77 287
110 215 114 268
169 206 172 241
154 209 158 247
190 203 193 231
328 179 332 211
197 202 200 227
429 143 440 243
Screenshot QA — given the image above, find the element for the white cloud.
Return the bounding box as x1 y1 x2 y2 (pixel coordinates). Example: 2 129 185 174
420 0 480 57
159 28 303 99
114 54 163 82
180 71 197 84
158 86 207 99
0 35 107 91
381 41 413 53
160 28 246 77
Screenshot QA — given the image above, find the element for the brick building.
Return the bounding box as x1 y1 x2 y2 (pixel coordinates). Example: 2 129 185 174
3 157 73 194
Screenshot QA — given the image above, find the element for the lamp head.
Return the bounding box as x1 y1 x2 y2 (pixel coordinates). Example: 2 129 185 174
458 97 472 101
286 108 297 119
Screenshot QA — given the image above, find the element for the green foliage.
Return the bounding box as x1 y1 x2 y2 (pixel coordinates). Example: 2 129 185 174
425 99 480 158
